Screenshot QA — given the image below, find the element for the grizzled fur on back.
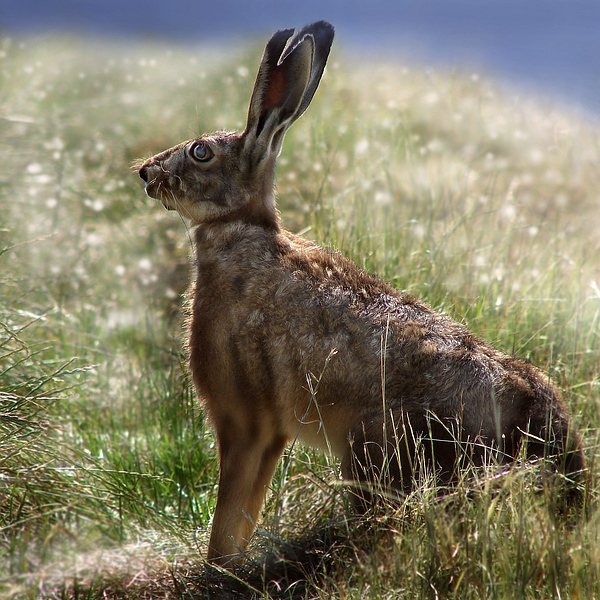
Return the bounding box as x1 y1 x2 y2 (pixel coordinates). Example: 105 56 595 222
137 21 584 568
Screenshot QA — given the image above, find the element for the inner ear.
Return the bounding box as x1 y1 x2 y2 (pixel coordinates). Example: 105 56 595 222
261 68 288 114
246 31 313 145
255 73 285 141
257 48 312 142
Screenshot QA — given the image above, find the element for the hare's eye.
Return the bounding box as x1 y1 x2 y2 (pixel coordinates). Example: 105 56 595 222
189 141 214 162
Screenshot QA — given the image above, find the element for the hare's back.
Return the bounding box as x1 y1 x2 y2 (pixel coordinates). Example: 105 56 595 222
274 232 564 433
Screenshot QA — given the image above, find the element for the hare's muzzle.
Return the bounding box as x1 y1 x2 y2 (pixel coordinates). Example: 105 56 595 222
138 165 149 182
138 163 166 204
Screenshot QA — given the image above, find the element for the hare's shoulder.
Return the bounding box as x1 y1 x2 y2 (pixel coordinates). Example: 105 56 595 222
276 229 426 308
274 230 493 350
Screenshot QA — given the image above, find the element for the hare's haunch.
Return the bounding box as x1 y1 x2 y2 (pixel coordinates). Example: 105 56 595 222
137 21 584 568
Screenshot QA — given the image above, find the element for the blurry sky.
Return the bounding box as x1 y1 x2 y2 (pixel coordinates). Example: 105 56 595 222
1 0 599 117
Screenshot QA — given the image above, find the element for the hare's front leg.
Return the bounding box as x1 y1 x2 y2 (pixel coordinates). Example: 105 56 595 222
207 424 287 566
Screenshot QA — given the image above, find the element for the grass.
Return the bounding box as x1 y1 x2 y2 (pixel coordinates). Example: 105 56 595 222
0 32 599 599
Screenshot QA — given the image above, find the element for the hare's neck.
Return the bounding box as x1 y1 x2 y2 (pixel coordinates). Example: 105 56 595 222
199 192 280 230
193 221 278 266
214 203 279 230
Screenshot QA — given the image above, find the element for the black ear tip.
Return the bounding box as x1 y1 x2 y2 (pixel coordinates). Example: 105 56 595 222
273 27 295 40
312 20 335 34
302 20 335 44
274 21 334 38
277 21 334 65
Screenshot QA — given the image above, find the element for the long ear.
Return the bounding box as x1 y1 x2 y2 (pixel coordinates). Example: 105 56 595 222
244 21 335 163
282 21 335 121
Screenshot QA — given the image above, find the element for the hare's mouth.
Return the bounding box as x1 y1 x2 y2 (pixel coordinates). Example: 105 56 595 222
143 181 158 198
139 164 176 207
143 180 160 199
142 175 177 210
145 183 177 211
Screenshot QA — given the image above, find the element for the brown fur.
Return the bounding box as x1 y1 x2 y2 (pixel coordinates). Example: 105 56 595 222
137 21 584 567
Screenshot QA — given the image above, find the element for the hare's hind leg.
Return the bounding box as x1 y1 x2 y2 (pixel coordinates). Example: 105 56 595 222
207 425 287 566
341 414 417 510
521 411 586 507
341 412 461 510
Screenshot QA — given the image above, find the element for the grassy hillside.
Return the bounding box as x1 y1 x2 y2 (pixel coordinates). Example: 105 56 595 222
0 34 599 599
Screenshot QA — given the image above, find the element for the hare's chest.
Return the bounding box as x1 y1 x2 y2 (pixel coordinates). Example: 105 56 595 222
187 261 281 402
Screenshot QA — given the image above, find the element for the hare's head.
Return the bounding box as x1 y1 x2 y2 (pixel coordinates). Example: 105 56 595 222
138 21 334 228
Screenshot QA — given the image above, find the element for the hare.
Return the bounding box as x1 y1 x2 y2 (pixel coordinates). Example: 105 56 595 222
137 21 584 567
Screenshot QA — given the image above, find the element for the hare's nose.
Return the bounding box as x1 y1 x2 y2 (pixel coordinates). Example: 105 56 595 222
138 165 149 182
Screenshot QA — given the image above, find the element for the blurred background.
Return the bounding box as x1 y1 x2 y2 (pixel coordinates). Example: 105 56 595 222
2 0 600 118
